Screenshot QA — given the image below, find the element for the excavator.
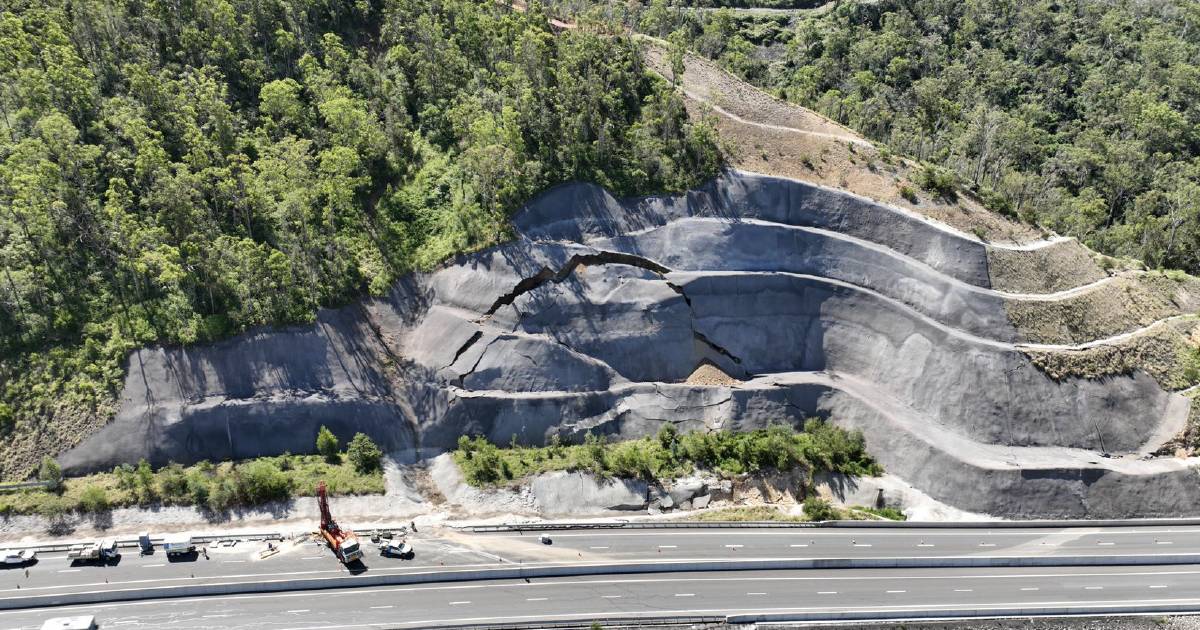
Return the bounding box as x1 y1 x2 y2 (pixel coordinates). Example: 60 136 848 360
317 481 363 564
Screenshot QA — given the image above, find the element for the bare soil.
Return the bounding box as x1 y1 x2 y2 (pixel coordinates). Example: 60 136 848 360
686 361 741 386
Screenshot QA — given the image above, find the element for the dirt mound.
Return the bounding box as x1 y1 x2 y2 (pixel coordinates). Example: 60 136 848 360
686 361 740 386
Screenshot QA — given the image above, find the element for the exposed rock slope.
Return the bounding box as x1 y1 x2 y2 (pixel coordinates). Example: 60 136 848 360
59 171 1199 518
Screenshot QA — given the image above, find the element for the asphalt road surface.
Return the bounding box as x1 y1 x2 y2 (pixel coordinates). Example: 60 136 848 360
5 524 1200 625
4 565 1200 629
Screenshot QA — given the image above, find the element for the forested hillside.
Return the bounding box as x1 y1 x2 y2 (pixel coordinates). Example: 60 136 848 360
642 0 1200 271
0 0 721 478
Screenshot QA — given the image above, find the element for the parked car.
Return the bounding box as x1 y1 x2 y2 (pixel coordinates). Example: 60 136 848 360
380 540 413 558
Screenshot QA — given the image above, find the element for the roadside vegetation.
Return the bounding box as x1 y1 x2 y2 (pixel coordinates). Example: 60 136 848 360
454 421 880 487
0 0 723 480
0 429 384 516
685 499 906 522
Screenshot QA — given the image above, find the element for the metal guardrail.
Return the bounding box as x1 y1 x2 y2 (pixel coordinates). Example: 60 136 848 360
466 517 1200 532
0 480 52 493
425 616 728 630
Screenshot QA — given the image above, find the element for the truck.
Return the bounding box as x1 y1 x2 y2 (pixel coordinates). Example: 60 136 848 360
317 481 362 564
66 540 118 562
163 534 195 557
39 616 97 630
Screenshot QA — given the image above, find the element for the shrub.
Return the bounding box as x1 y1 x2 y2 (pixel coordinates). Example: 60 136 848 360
347 433 383 473
158 463 189 503
78 485 109 513
38 456 63 492
803 497 837 521
898 185 918 203
234 460 293 505
316 426 340 462
914 164 957 200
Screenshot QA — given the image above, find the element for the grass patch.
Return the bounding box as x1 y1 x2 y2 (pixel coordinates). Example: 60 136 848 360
0 452 384 517
454 420 880 487
683 503 906 523
686 505 807 522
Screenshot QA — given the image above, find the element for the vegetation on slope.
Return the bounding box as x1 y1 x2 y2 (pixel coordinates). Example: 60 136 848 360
0 432 385 516
0 0 722 478
634 0 1200 273
453 421 880 487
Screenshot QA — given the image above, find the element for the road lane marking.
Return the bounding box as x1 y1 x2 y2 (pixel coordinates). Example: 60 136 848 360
1150 585 1168 589
1157 541 1174 545
222 560 246 564
789 544 808 548
658 545 677 549
979 543 996 547
853 543 872 547
589 546 609 550
747 592 767 595
57 569 81 573
370 605 394 609
1021 587 1039 591
602 595 622 599
725 544 743 549
886 590 905 594
954 589 973 592
1097 542 1114 546
142 564 164 568
675 593 695 597
301 556 324 560
526 597 548 601
449 601 471 605
286 609 309 613
1085 586 1103 590
917 543 935 547
818 591 837 595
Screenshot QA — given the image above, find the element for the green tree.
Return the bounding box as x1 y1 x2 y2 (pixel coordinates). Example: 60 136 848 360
38 456 63 492
78 484 109 512
316 425 340 462
347 433 383 473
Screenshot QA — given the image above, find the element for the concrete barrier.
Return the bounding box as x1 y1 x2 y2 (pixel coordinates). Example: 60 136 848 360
466 517 1200 532
729 604 1200 624
8 552 1200 611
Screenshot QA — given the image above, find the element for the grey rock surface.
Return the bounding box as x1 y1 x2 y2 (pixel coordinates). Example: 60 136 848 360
530 471 648 513
57 171 1196 519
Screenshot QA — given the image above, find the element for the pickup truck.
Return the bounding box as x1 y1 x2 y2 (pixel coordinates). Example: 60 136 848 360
163 534 195 557
1 549 36 565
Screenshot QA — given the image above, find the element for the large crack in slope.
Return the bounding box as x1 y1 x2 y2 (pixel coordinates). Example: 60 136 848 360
466 247 746 382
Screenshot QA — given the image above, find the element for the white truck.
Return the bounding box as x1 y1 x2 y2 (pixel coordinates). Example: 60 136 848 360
1 549 36 565
39 616 97 630
66 540 118 562
379 540 413 559
163 534 195 557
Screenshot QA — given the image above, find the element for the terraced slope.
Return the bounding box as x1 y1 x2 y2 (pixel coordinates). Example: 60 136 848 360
58 171 1199 518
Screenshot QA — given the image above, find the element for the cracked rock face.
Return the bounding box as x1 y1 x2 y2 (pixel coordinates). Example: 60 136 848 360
58 172 1198 518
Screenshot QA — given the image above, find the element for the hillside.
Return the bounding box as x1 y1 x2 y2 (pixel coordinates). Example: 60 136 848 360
0 0 720 479
4 0 1200 521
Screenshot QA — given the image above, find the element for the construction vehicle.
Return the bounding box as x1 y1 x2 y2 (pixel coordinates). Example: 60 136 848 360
1 548 36 565
317 481 362 564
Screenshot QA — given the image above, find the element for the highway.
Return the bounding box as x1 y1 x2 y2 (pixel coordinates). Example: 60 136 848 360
5 524 1200 626
5 565 1200 628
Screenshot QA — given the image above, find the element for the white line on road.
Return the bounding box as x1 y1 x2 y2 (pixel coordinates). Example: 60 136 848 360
725 544 744 549
1085 586 1103 590
853 543 872 547
57 569 82 573
1021 587 1039 591
142 564 164 568
526 597 548 601
747 592 767 596
658 545 677 549
602 595 622 599
1097 542 1115 546
449 601 471 605
917 543 935 547
886 590 905 594
818 591 837 595
1158 541 1174 545
789 544 808 548
223 560 246 564
675 593 695 597
954 589 973 592
286 609 309 613
370 605 394 609
979 543 996 547
301 556 323 560
1150 585 1169 589
589 546 609 550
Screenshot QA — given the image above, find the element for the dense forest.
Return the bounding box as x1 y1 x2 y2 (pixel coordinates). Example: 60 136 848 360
0 0 721 477
641 0 1200 271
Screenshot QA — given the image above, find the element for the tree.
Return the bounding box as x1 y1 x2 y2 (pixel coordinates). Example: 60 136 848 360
347 433 383 473
38 456 63 492
803 497 837 522
78 484 109 512
316 425 340 462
